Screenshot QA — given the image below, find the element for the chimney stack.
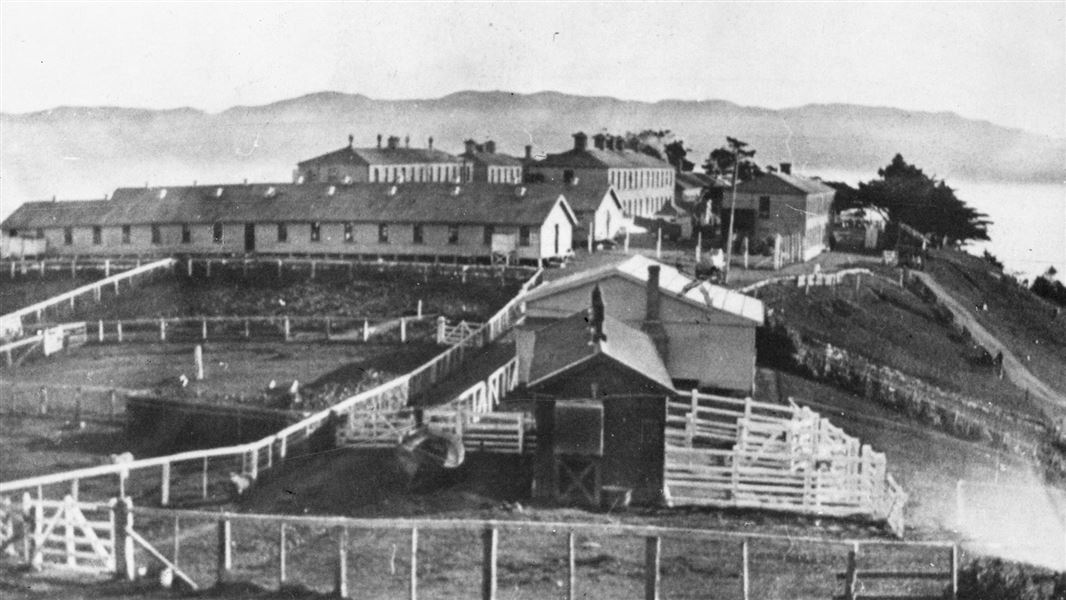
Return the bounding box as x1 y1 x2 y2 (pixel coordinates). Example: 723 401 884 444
377 134 383 148
779 162 792 175
348 134 354 148
524 145 532 160
387 136 400 150
642 264 669 362
464 139 477 155
428 136 434 149
573 132 588 151
592 133 606 151
404 135 410 148
605 136 614 151
485 140 496 154
590 285 607 344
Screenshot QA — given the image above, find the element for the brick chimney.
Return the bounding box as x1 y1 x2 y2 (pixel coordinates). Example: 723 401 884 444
387 135 400 150
377 134 383 148
573 132 588 151
524 145 532 159
348 134 354 148
592 133 606 151
590 285 607 344
404 135 410 148
428 136 434 150
485 140 496 154
464 139 477 155
605 136 615 151
642 264 669 363
779 162 792 175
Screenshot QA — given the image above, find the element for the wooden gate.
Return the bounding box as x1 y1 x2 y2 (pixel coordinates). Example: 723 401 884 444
26 494 115 573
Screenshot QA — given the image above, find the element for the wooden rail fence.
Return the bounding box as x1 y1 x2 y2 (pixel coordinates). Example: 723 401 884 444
0 258 176 337
6 498 958 600
665 391 907 535
0 270 543 508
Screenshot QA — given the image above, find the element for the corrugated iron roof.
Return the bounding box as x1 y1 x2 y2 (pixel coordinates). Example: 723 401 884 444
528 311 675 392
3 183 577 229
1 200 114 229
525 254 765 324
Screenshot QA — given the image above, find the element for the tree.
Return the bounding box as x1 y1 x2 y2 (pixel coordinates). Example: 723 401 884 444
1031 266 1066 306
703 142 762 182
664 140 694 172
857 154 990 245
822 181 863 214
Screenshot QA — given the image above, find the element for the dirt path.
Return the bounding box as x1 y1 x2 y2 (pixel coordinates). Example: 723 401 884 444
912 270 1066 421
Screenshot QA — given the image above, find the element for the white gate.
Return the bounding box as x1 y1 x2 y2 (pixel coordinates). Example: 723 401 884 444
26 494 115 572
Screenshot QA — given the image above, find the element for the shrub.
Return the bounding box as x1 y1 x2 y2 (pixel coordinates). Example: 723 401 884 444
957 558 1066 600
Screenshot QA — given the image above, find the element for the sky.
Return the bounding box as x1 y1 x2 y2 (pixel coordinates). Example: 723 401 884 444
1 2 1065 138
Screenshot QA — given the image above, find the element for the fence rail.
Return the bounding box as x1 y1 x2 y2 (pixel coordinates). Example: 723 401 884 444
5 497 956 600
0 269 544 508
664 391 907 535
1 258 176 337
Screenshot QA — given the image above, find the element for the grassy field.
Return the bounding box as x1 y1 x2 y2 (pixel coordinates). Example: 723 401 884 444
924 250 1066 397
756 265 1045 419
0 273 107 314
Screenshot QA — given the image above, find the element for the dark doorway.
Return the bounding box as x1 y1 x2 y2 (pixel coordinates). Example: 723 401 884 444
244 223 256 253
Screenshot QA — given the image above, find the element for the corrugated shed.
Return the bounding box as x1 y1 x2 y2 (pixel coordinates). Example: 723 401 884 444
8 182 578 228
528 311 674 392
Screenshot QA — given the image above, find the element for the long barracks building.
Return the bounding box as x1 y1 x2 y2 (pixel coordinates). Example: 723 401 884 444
2 182 577 265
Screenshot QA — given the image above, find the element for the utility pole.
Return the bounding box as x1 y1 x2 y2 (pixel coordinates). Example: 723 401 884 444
722 137 754 284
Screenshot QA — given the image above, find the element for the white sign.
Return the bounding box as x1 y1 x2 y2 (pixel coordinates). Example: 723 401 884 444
42 327 65 356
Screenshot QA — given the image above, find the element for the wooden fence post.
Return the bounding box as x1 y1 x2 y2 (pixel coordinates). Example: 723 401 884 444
843 542 859 600
335 526 349 599
401 317 407 342
409 527 419 600
741 538 750 600
481 526 498 600
113 497 135 581
950 544 958 600
117 322 123 343
644 536 661 600
284 318 291 342
98 320 105 342
278 523 287 586
172 515 181 569
159 319 166 341
216 518 232 584
417 300 423 319
160 462 171 506
567 531 576 600
202 457 209 500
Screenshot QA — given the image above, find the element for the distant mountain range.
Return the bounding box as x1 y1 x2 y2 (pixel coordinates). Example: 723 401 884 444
2 90 1063 216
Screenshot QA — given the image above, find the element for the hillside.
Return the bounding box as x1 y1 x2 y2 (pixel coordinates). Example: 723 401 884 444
2 91 1063 213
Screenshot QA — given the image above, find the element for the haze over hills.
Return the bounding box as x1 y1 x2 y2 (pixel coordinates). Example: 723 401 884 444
2 90 1063 218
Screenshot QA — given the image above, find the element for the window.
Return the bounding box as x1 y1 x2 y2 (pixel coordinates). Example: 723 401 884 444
121 225 131 244
64 227 73 246
327 167 338 183
378 223 389 244
447 225 459 245
483 225 494 246
92 226 102 245
758 196 772 219
563 169 575 184
413 224 424 244
277 223 288 243
151 225 161 245
372 169 379 183
519 226 531 247
212 222 223 244
344 223 353 243
181 224 191 244
310 222 321 242
35 228 44 239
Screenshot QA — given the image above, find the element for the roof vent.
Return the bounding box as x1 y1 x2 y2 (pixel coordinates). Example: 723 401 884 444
158 188 167 199
388 185 398 196
514 185 527 198
215 187 224 198
342 175 353 185
265 186 277 198
570 176 581 186
296 175 306 184
328 185 337 196
451 186 462 196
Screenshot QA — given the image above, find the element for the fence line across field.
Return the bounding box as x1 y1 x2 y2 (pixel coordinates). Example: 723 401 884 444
0 269 544 510
11 495 960 600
